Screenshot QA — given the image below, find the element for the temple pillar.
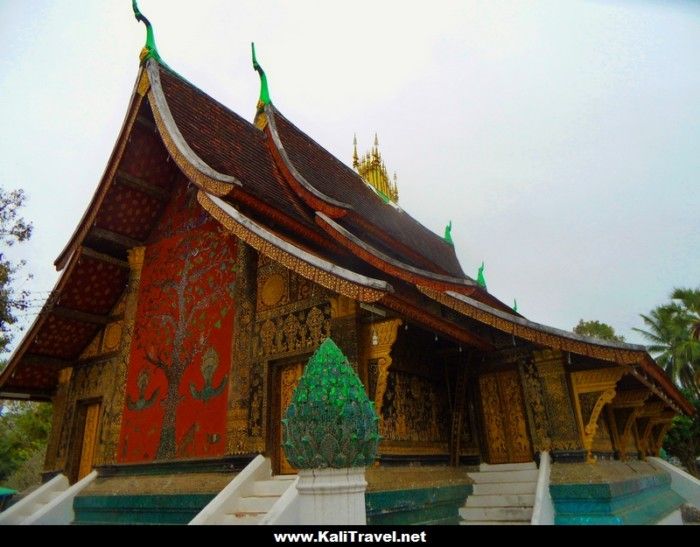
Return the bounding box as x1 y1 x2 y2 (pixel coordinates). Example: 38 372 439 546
99 246 146 464
531 350 583 462
570 367 626 462
359 318 402 418
330 295 360 375
607 390 651 460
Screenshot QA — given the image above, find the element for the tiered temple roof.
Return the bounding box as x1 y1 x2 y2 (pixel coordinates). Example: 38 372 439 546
0 18 691 416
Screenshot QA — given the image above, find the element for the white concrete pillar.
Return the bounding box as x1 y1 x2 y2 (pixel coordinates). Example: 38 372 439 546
296 467 367 525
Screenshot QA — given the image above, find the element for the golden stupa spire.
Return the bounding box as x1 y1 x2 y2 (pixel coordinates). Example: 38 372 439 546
353 134 399 203
352 134 359 169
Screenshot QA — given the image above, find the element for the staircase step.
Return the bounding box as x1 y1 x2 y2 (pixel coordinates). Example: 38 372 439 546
468 470 539 483
235 496 277 513
223 513 264 525
251 479 295 497
472 482 536 495
465 494 535 507
460 506 533 521
478 462 537 472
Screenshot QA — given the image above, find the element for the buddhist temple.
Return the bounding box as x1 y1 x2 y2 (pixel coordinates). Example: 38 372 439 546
0 2 693 526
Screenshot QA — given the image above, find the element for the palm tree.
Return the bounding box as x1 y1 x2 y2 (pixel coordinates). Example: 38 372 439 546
634 288 700 397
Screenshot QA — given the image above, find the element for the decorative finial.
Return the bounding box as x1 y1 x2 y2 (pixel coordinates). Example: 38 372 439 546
444 220 454 245
352 134 359 169
251 42 271 107
476 262 487 290
132 0 163 64
513 299 518 313
281 338 380 469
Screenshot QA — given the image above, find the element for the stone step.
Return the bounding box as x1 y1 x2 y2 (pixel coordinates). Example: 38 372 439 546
465 494 535 507
235 495 277 513
273 474 297 480
460 506 533 521
251 479 294 497
222 513 263 525
478 462 537 472
468 469 539 483
472 482 537 495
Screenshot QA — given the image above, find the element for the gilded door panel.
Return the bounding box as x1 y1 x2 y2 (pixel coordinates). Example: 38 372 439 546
480 371 532 464
479 374 509 464
498 371 533 463
77 402 100 480
278 362 303 475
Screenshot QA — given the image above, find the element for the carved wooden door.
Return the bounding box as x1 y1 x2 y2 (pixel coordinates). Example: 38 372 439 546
277 362 304 475
77 402 101 481
479 370 532 464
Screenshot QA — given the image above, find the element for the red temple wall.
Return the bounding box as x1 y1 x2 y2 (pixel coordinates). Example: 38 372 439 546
118 184 237 462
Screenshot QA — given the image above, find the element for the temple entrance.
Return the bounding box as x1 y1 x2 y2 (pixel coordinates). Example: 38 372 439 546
273 361 304 475
479 370 532 464
68 400 101 483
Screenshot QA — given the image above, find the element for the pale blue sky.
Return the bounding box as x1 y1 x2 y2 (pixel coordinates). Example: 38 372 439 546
1 0 698 354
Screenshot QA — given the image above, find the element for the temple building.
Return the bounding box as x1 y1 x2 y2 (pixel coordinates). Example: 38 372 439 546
0 4 693 525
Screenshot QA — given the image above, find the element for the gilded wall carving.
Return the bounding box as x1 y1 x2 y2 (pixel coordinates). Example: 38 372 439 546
479 374 508 463
519 359 552 452
226 243 257 453
479 370 532 464
373 324 451 454
360 318 402 418
381 369 450 446
100 247 145 464
229 253 334 454
532 350 581 451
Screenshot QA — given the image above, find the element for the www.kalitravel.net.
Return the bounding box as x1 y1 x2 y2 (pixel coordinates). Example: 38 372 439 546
273 531 429 543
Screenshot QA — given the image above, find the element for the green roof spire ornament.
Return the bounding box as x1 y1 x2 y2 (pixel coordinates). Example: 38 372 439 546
282 338 380 469
476 261 487 290
132 0 163 64
444 220 454 245
251 42 271 107
513 299 518 313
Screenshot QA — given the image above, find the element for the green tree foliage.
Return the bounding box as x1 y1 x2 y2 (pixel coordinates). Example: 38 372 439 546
0 400 53 484
634 288 700 396
663 390 700 478
0 187 33 355
573 319 625 342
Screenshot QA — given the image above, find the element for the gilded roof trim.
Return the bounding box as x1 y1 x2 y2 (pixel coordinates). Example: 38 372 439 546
420 287 692 415
316 212 476 291
145 60 241 196
198 192 392 302
264 105 353 214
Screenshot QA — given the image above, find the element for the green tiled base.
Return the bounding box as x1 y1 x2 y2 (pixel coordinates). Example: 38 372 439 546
366 485 472 525
551 471 685 525
73 494 215 525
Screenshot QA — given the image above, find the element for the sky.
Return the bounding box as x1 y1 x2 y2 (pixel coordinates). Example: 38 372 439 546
0 0 698 355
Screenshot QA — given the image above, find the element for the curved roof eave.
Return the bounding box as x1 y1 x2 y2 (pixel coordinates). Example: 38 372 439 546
421 287 692 415
316 211 477 292
145 59 241 196
0 247 81 394
198 191 392 302
264 104 354 215
54 69 147 270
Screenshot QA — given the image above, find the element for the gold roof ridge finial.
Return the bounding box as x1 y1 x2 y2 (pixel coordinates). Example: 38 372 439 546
354 133 399 204
352 134 359 169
